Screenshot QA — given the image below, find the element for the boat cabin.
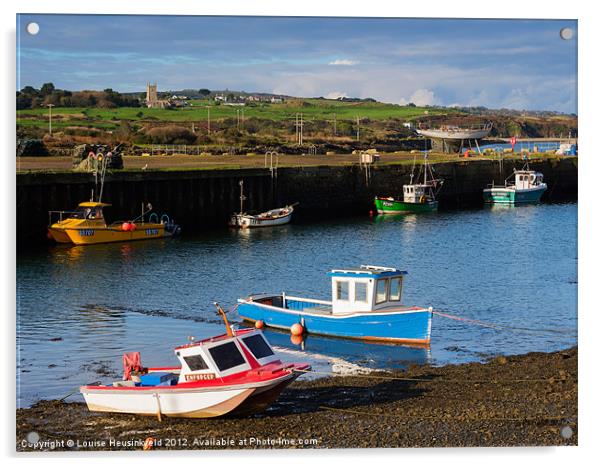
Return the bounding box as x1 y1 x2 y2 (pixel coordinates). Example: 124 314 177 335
173 329 281 384
403 184 430 203
69 202 110 221
513 170 544 190
328 265 407 315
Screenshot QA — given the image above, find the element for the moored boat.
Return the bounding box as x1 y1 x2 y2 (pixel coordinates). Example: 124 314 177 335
374 151 443 214
80 304 310 418
228 180 297 228
48 202 180 245
47 151 180 245
237 265 433 346
483 160 547 204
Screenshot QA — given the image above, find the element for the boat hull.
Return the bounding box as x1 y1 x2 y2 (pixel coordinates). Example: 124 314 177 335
237 301 432 345
374 197 438 214
48 223 174 245
483 184 547 204
229 209 293 228
80 372 298 418
81 386 256 418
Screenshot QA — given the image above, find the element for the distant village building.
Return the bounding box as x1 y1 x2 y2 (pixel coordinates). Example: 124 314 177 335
145 82 172 108
270 97 283 103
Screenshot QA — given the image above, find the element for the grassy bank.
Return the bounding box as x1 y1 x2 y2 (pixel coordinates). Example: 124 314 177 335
16 347 577 450
17 99 454 127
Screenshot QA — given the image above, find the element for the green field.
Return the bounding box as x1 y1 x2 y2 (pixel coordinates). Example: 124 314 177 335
17 98 459 129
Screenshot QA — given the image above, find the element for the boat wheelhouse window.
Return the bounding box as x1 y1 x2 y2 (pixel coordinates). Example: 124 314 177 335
242 334 274 359
375 279 388 304
336 281 349 301
389 277 402 301
355 282 368 303
208 342 246 371
183 354 209 372
69 207 87 219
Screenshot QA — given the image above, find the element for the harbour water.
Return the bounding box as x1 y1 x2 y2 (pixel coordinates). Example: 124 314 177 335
16 202 577 407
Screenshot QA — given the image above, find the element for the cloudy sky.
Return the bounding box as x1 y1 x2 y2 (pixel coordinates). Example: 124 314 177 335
17 15 577 112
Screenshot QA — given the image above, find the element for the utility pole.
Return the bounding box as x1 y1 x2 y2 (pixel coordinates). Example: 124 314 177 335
236 109 240 130
356 115 360 142
46 104 55 136
294 113 304 145
333 113 337 136
206 106 211 135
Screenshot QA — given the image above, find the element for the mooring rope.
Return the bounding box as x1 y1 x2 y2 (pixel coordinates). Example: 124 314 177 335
292 368 567 384
432 310 576 336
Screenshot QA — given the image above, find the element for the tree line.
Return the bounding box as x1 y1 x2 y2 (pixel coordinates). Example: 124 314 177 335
17 83 141 110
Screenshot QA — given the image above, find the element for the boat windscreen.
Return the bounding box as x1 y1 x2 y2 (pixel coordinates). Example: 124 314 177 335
208 342 246 371
242 334 274 359
183 354 209 371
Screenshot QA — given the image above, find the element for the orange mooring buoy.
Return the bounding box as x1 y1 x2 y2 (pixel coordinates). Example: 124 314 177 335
255 320 265 329
291 323 304 336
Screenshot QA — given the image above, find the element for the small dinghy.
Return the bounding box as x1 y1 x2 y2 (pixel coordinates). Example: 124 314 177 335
228 180 297 228
80 304 310 419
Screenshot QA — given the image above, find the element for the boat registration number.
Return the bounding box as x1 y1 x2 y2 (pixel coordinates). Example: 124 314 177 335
382 201 393 207
78 229 95 237
185 373 216 381
145 229 159 236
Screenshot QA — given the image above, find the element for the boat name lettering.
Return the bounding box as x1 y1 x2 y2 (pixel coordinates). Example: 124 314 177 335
145 229 159 236
185 373 216 381
78 229 95 237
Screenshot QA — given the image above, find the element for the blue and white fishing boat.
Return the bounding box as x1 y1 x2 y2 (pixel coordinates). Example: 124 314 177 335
237 265 433 346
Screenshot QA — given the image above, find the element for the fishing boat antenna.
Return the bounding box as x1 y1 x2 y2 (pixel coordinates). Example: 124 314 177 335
238 180 247 215
214 302 234 337
97 154 108 203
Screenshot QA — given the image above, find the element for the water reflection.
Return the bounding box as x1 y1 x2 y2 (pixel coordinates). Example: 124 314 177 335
260 328 431 370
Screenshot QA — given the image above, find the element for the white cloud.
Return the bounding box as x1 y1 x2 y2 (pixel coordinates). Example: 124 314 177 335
325 91 348 99
399 89 437 107
329 59 358 66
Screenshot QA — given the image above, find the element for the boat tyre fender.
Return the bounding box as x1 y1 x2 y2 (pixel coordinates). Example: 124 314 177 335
148 213 159 224
420 195 426 203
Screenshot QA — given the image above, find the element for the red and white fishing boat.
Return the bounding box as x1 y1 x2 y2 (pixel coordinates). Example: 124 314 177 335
80 304 310 419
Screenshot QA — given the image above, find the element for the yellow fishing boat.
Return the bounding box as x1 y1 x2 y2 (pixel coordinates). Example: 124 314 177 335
48 201 181 245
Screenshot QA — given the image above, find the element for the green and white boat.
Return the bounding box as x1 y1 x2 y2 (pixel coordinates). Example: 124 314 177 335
483 162 547 205
375 152 443 214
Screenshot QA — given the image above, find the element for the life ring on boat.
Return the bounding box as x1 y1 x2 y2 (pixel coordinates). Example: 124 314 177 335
160 214 170 225
148 213 159 224
420 195 427 203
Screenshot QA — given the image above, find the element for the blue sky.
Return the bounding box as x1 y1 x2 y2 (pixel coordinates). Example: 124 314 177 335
17 15 577 112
